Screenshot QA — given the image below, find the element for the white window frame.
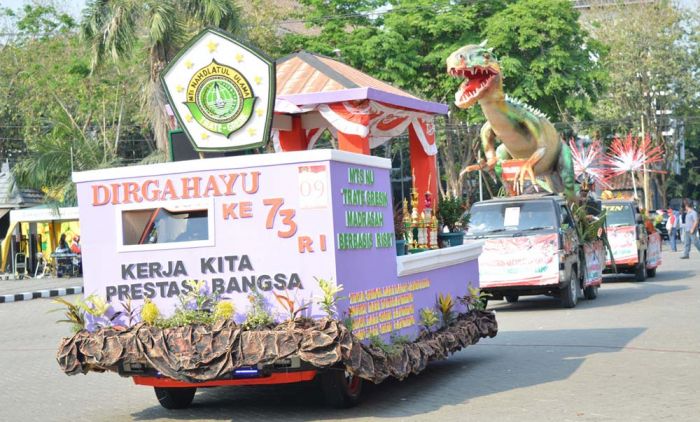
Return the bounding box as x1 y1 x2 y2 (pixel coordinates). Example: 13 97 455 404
115 197 215 253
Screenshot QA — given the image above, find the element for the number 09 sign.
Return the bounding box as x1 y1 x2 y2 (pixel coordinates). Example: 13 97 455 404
298 165 329 209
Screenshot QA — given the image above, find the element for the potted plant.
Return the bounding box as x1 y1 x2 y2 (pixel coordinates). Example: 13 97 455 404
394 203 407 256
437 195 469 247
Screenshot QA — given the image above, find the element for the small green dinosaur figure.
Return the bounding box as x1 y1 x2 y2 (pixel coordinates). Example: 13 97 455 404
446 42 574 198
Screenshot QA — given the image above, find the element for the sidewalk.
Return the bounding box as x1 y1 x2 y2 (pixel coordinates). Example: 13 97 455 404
0 273 83 303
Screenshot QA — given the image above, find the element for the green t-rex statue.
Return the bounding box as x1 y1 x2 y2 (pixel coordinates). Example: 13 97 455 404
446 42 574 198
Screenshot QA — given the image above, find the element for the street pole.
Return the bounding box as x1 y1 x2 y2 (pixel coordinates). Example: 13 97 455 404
478 151 483 202
641 115 651 210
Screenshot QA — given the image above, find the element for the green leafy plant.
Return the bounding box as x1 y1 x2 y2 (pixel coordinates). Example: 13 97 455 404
571 204 608 242
179 279 220 311
341 309 354 333
390 333 412 346
154 310 216 328
436 293 455 327
242 288 274 330
51 294 120 332
394 202 406 241
315 277 344 318
119 294 139 327
50 297 86 333
458 284 491 311
438 195 469 232
368 334 395 355
419 308 439 332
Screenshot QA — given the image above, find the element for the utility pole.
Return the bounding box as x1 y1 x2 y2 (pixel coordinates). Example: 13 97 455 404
641 115 652 211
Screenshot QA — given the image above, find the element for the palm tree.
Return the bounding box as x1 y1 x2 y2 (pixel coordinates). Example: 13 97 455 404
81 0 241 153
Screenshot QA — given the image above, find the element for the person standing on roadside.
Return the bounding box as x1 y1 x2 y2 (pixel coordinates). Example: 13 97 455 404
666 207 679 252
680 199 700 259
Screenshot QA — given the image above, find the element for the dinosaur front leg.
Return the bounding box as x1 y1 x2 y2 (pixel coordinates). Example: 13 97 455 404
460 122 499 176
515 147 546 195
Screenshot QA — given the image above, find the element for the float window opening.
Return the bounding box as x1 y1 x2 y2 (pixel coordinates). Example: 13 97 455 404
121 208 209 245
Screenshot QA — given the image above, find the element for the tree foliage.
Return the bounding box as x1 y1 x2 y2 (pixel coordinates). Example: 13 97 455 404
581 1 700 205
81 0 242 152
280 0 603 196
0 4 142 204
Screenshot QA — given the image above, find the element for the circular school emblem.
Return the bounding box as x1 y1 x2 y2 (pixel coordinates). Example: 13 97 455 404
184 60 256 136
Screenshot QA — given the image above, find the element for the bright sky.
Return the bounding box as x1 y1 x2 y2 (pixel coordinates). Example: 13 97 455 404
1 0 85 18
1 0 697 28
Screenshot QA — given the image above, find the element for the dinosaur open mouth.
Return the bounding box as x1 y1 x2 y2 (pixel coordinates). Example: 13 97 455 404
449 66 498 105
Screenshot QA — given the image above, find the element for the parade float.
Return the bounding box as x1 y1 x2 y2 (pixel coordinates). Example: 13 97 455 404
601 135 663 280
56 28 497 409
446 43 609 306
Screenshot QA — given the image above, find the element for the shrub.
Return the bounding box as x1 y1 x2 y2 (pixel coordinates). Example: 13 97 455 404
438 195 469 232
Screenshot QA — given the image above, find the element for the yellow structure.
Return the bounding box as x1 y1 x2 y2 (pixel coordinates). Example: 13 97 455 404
0 206 80 273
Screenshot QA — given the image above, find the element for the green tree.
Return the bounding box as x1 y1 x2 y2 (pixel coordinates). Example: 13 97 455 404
484 0 606 122
1 4 143 204
280 0 603 196
581 1 700 206
81 0 241 153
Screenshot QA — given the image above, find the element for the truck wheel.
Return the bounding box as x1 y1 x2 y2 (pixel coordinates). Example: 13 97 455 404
647 267 657 278
320 369 363 408
635 253 647 281
583 285 598 300
560 270 578 308
154 387 196 409
505 295 519 303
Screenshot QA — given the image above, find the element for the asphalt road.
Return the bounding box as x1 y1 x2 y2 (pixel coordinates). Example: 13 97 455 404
0 250 698 421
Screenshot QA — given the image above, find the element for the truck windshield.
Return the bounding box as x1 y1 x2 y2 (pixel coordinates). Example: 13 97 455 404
602 204 635 226
467 201 556 234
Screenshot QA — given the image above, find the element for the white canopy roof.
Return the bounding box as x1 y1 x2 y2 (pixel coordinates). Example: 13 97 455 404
9 206 79 224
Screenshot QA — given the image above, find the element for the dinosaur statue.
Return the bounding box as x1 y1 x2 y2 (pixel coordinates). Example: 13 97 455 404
446 42 574 198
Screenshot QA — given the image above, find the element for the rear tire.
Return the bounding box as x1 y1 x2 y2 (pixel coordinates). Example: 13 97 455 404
560 270 578 308
647 267 657 278
505 295 519 303
635 253 647 281
320 369 363 408
154 387 196 409
583 285 598 300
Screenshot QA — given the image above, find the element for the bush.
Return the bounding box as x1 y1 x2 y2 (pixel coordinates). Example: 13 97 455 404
438 195 469 232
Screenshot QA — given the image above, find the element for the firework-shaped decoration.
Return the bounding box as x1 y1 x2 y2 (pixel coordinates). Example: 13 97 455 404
568 138 610 188
603 134 665 198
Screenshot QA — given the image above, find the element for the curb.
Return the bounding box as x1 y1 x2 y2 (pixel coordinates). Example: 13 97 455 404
0 286 83 304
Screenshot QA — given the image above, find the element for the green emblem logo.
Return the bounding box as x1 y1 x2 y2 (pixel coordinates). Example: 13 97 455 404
184 60 256 136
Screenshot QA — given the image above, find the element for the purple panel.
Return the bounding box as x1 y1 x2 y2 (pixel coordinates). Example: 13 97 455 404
366 88 449 115
329 160 479 340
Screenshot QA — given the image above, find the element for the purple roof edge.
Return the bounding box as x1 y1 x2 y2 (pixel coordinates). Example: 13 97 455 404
277 87 448 115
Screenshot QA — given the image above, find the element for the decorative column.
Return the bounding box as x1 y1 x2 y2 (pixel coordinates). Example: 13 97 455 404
408 123 438 214
338 132 370 155
278 115 309 151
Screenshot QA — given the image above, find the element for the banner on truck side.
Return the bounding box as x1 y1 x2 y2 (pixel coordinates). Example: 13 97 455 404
583 241 605 287
647 232 662 269
479 234 559 287
161 28 275 152
606 226 637 266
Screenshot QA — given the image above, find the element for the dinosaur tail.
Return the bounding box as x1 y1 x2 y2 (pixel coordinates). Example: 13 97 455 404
558 142 575 200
